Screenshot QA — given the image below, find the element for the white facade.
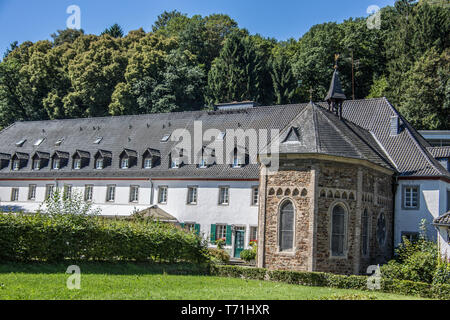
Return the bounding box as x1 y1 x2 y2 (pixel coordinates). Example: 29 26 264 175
436 226 449 262
0 178 260 256
394 178 450 245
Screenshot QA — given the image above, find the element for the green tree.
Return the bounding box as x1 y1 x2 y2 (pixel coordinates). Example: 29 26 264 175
51 28 85 46
398 47 449 130
101 23 124 38
206 31 265 105
270 51 297 104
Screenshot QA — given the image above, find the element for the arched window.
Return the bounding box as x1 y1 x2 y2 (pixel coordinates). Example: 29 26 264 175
376 212 386 247
361 209 369 256
331 204 346 257
279 201 295 251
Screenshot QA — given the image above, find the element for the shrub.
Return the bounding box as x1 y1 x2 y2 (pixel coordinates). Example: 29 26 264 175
209 265 450 299
207 248 230 264
240 249 256 262
0 212 208 264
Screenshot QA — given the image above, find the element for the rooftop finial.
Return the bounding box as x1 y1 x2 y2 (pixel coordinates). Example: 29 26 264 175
334 53 340 69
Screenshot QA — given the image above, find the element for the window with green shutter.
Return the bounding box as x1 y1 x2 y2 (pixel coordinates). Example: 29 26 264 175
210 224 216 243
226 225 232 245
195 224 200 235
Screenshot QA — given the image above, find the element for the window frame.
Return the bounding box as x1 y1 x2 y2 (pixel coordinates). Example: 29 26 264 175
129 185 139 203
251 186 259 206
402 185 420 210
106 185 116 202
45 184 55 200
215 224 227 241
187 186 198 205
329 202 348 258
250 226 258 242
144 157 152 169
11 188 19 201
278 199 296 253
95 158 104 170
32 159 41 171
84 185 94 202
218 186 230 206
28 184 36 201
158 186 168 204
12 159 20 171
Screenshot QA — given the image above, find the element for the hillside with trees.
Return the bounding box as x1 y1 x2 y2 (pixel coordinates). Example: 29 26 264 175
0 0 448 130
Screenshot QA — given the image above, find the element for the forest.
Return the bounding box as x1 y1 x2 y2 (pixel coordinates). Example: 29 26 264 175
0 0 448 130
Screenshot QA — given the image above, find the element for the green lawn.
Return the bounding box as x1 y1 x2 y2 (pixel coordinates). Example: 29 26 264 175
0 263 426 300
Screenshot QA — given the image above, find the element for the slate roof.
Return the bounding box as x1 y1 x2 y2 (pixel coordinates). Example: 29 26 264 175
0 97 447 180
434 212 450 227
427 146 450 159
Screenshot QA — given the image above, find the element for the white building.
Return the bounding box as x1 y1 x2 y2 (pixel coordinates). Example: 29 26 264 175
0 97 449 260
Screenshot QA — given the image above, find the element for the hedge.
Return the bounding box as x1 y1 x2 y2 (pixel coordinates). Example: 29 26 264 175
0 213 208 263
209 265 450 300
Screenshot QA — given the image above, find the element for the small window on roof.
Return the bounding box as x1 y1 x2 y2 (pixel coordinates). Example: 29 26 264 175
93 137 103 144
55 138 64 147
16 139 26 147
34 138 45 146
217 132 226 140
161 134 171 142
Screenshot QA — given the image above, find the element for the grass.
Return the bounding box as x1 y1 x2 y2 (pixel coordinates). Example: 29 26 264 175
0 262 427 300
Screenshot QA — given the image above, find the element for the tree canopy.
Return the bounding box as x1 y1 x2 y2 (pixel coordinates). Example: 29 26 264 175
0 1 448 130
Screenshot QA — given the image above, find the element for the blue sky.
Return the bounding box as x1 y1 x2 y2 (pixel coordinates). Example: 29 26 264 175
0 0 395 56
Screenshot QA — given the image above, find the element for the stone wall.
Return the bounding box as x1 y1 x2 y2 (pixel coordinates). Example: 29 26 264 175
259 157 394 275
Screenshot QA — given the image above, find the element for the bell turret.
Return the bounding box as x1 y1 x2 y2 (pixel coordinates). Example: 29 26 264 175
325 54 346 119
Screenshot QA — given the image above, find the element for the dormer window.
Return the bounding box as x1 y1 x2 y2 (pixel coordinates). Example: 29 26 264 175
0 153 11 170
94 150 112 170
142 148 160 169
11 152 29 171
72 150 90 170
51 151 69 170
31 152 49 171
119 149 137 169
231 147 246 168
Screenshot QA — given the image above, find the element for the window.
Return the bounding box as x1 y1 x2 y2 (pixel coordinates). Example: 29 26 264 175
403 186 419 209
11 188 19 201
34 138 45 146
63 185 72 199
184 223 196 232
73 158 81 170
217 131 226 140
121 158 129 169
331 204 346 257
106 185 116 202
171 158 179 169
401 232 419 243
251 186 259 206
215 224 227 241
45 184 55 199
93 137 103 144
15 139 26 147
33 159 41 170
161 134 170 142
158 186 168 204
52 158 60 170
232 153 241 168
55 138 64 147
361 209 369 256
279 201 295 251
84 185 93 202
376 212 387 247
28 185 36 200
130 185 139 203
250 226 258 242
144 158 152 169
95 158 103 169
12 160 20 171
187 186 198 205
199 157 208 168
219 186 229 205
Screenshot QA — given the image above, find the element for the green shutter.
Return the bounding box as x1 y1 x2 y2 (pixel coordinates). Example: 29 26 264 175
195 224 200 235
226 225 232 245
180 223 185 229
210 224 216 243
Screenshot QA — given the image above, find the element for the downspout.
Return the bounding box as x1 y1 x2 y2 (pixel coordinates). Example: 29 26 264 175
149 178 154 205
392 175 398 257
